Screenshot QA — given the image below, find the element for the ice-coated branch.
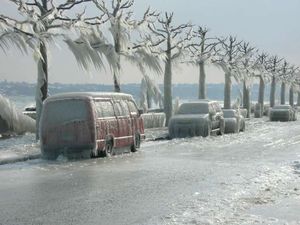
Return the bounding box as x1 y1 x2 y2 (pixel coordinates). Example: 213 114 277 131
57 0 92 10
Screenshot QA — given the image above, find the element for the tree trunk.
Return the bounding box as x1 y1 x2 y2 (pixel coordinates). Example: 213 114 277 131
198 62 206 99
270 76 276 108
146 89 152 109
164 55 172 126
243 80 247 108
289 86 294 106
113 21 121 92
297 91 300 106
224 72 231 109
243 80 250 118
113 71 121 92
280 82 286 105
35 41 48 140
258 76 265 114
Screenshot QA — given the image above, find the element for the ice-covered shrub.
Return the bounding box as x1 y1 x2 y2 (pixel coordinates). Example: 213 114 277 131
0 94 35 136
142 112 166 129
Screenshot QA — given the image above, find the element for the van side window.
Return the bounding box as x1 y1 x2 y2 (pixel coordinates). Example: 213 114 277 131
101 101 115 117
95 101 115 118
120 101 130 116
114 102 124 117
94 102 103 118
127 101 138 114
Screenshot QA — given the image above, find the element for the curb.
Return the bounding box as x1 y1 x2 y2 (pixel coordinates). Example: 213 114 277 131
0 153 41 166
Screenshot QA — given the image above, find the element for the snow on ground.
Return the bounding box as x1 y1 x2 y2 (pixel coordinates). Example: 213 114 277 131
1 115 300 224
144 116 300 225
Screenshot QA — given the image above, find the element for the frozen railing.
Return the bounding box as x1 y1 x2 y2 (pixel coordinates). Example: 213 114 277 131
142 112 166 129
0 94 36 136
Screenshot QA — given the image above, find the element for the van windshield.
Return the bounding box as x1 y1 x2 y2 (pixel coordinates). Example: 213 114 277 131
44 99 88 126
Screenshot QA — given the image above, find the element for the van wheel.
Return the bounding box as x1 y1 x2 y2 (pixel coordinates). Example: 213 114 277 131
131 133 140 152
42 152 59 160
104 141 114 157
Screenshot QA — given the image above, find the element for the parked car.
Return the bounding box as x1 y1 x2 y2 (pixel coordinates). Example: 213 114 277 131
23 104 36 120
40 92 145 159
222 109 245 133
269 105 297 121
168 100 225 138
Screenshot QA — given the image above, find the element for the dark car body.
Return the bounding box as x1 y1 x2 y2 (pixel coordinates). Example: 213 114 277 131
269 105 297 122
168 100 225 138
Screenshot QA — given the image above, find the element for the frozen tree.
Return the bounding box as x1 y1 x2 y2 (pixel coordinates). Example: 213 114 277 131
213 36 242 109
285 66 299 106
255 53 269 110
188 27 219 99
237 42 256 118
268 56 283 107
140 76 163 111
91 0 161 92
148 12 192 125
276 63 299 106
295 72 300 106
278 60 291 105
0 19 32 54
0 0 104 139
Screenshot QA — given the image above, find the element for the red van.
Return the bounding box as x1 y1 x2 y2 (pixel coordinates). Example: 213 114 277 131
40 92 145 159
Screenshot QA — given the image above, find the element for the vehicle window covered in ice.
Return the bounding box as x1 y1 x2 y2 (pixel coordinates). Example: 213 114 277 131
223 110 235 118
177 103 209 115
127 101 138 114
99 101 115 117
45 99 88 125
114 102 125 117
94 101 103 118
120 101 130 116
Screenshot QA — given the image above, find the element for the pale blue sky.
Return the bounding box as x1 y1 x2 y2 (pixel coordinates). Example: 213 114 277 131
0 0 299 85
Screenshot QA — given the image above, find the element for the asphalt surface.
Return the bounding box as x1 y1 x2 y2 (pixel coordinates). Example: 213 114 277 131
1 118 300 225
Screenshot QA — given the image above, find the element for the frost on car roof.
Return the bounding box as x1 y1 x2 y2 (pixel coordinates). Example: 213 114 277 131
45 92 134 102
177 102 210 114
223 109 236 118
273 105 291 109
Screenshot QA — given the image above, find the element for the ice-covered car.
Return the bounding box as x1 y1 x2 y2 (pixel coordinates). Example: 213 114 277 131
23 104 36 120
269 105 297 121
40 92 145 160
222 109 245 133
168 100 225 138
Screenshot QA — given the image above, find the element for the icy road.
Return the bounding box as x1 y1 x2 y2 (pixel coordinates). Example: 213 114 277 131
1 117 300 225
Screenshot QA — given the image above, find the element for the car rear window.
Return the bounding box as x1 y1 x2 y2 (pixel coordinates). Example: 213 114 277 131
44 99 88 126
223 110 235 118
177 103 209 114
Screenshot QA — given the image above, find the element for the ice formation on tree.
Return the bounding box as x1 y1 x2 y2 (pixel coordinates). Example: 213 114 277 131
0 94 36 136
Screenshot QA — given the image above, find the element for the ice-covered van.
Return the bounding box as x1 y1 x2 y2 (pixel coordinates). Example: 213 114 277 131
40 92 144 159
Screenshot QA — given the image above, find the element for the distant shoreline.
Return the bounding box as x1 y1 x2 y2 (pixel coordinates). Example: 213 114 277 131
0 81 282 102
